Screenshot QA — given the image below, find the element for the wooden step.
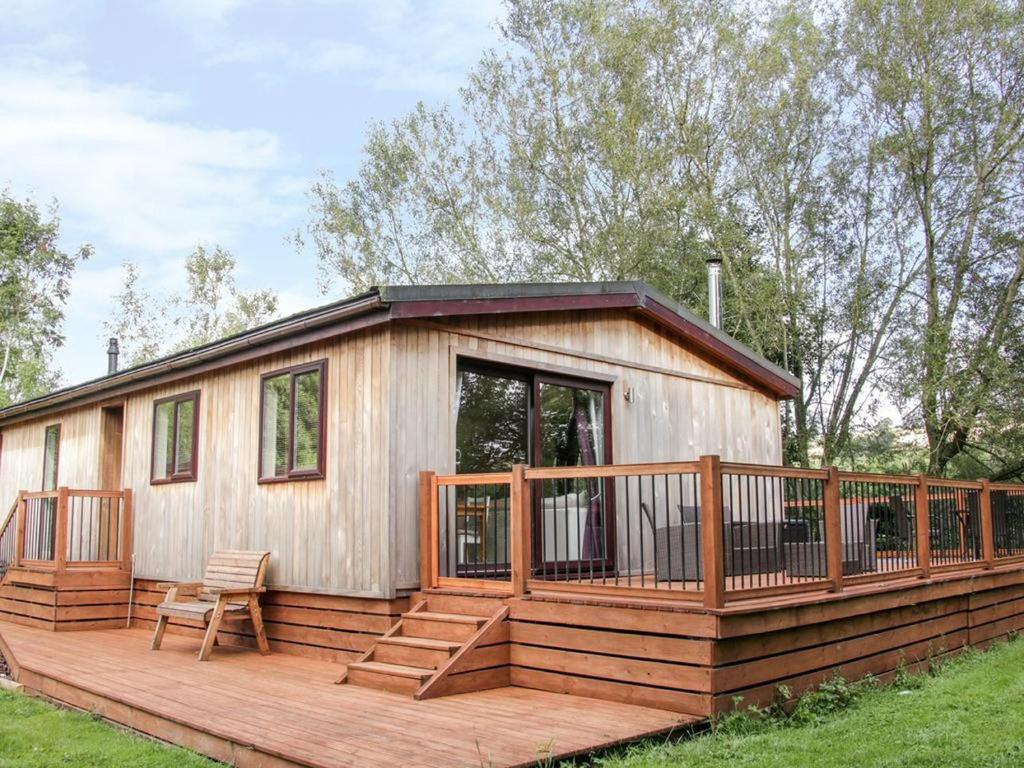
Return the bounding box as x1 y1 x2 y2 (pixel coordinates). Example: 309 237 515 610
400 611 487 642
346 661 434 695
374 636 459 668
416 591 509 616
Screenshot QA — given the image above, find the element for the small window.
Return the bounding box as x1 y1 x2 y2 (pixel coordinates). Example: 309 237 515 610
42 424 60 491
151 391 200 483
259 360 326 483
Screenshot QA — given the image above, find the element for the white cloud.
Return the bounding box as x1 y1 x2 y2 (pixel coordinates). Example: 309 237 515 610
0 61 300 253
157 0 251 24
201 0 505 93
0 0 64 28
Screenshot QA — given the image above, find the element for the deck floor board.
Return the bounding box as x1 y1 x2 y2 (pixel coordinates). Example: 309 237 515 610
0 621 692 768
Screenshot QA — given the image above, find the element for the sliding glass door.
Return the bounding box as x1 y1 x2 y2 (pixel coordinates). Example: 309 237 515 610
450 365 528 577
534 376 614 576
451 360 614 580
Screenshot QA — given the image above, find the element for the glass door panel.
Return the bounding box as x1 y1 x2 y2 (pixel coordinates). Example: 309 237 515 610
451 366 528 578
535 379 613 575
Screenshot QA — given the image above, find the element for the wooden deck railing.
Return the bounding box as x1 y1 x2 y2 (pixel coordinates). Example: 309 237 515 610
9 487 134 574
420 457 1024 607
0 500 17 579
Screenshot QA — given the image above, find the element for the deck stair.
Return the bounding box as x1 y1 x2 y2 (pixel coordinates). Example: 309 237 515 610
340 593 510 698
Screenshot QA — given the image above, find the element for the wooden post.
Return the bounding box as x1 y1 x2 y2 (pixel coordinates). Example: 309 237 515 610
419 471 436 591
121 488 134 571
13 492 25 568
825 467 843 593
979 479 995 568
54 487 69 573
700 455 725 610
916 474 932 578
510 464 530 596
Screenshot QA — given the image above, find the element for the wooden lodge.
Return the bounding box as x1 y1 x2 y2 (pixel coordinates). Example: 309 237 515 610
0 281 1022 766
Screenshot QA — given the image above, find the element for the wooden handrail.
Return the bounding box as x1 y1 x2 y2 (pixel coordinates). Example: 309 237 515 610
525 461 701 480
838 470 921 484
20 490 59 500
9 487 133 571
720 462 829 480
0 499 17 541
926 478 986 490
416 455 1023 603
434 472 512 486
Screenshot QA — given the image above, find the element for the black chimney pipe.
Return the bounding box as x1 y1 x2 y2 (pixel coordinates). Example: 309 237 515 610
107 338 119 375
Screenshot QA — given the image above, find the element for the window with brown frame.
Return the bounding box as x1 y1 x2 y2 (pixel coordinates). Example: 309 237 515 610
259 360 326 483
151 391 200 484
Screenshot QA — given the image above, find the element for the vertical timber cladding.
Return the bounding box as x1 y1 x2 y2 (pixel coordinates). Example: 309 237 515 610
122 326 394 597
0 405 103 510
388 310 785 592
130 579 410 662
502 569 1024 718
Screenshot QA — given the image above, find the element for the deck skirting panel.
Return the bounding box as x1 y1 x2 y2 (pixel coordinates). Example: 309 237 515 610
494 570 1024 718
131 579 409 663
0 576 130 631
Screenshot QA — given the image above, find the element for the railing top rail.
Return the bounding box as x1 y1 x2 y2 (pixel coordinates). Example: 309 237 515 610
926 478 985 491
434 472 513 486
720 462 829 480
66 489 125 499
838 470 920 485
20 490 59 500
989 482 1024 493
0 499 16 536
524 461 700 480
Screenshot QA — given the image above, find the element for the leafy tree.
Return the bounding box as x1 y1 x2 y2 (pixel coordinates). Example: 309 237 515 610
850 0 1024 475
106 244 279 367
302 0 1024 474
0 191 91 406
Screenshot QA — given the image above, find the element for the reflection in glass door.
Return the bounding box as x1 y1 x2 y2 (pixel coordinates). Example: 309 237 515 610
450 365 528 577
535 377 613 576
450 361 614 581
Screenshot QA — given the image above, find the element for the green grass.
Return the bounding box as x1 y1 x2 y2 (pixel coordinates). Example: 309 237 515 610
0 688 219 768
591 637 1024 768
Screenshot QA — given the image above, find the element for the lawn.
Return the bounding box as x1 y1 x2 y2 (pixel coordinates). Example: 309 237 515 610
0 687 218 768
595 637 1024 768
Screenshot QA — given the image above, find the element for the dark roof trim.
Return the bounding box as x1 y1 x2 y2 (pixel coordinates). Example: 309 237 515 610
0 293 386 426
384 282 800 398
0 281 798 427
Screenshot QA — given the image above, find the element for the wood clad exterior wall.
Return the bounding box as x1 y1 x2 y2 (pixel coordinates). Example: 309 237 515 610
0 405 102 508
0 308 783 598
389 312 784 589
121 327 393 595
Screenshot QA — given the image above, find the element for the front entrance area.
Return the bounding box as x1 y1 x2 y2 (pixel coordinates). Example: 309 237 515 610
450 360 613 579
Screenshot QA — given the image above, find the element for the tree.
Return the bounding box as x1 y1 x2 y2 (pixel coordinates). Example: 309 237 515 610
0 191 91 407
299 0 759 306
301 0 1023 472
106 244 279 367
851 0 1024 475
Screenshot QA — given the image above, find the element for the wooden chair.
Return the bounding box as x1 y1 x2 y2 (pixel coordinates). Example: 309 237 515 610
151 550 271 661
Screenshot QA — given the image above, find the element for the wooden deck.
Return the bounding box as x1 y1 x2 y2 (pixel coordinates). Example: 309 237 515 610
0 620 694 768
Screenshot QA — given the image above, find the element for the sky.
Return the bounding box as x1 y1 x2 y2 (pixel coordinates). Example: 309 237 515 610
0 0 505 386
